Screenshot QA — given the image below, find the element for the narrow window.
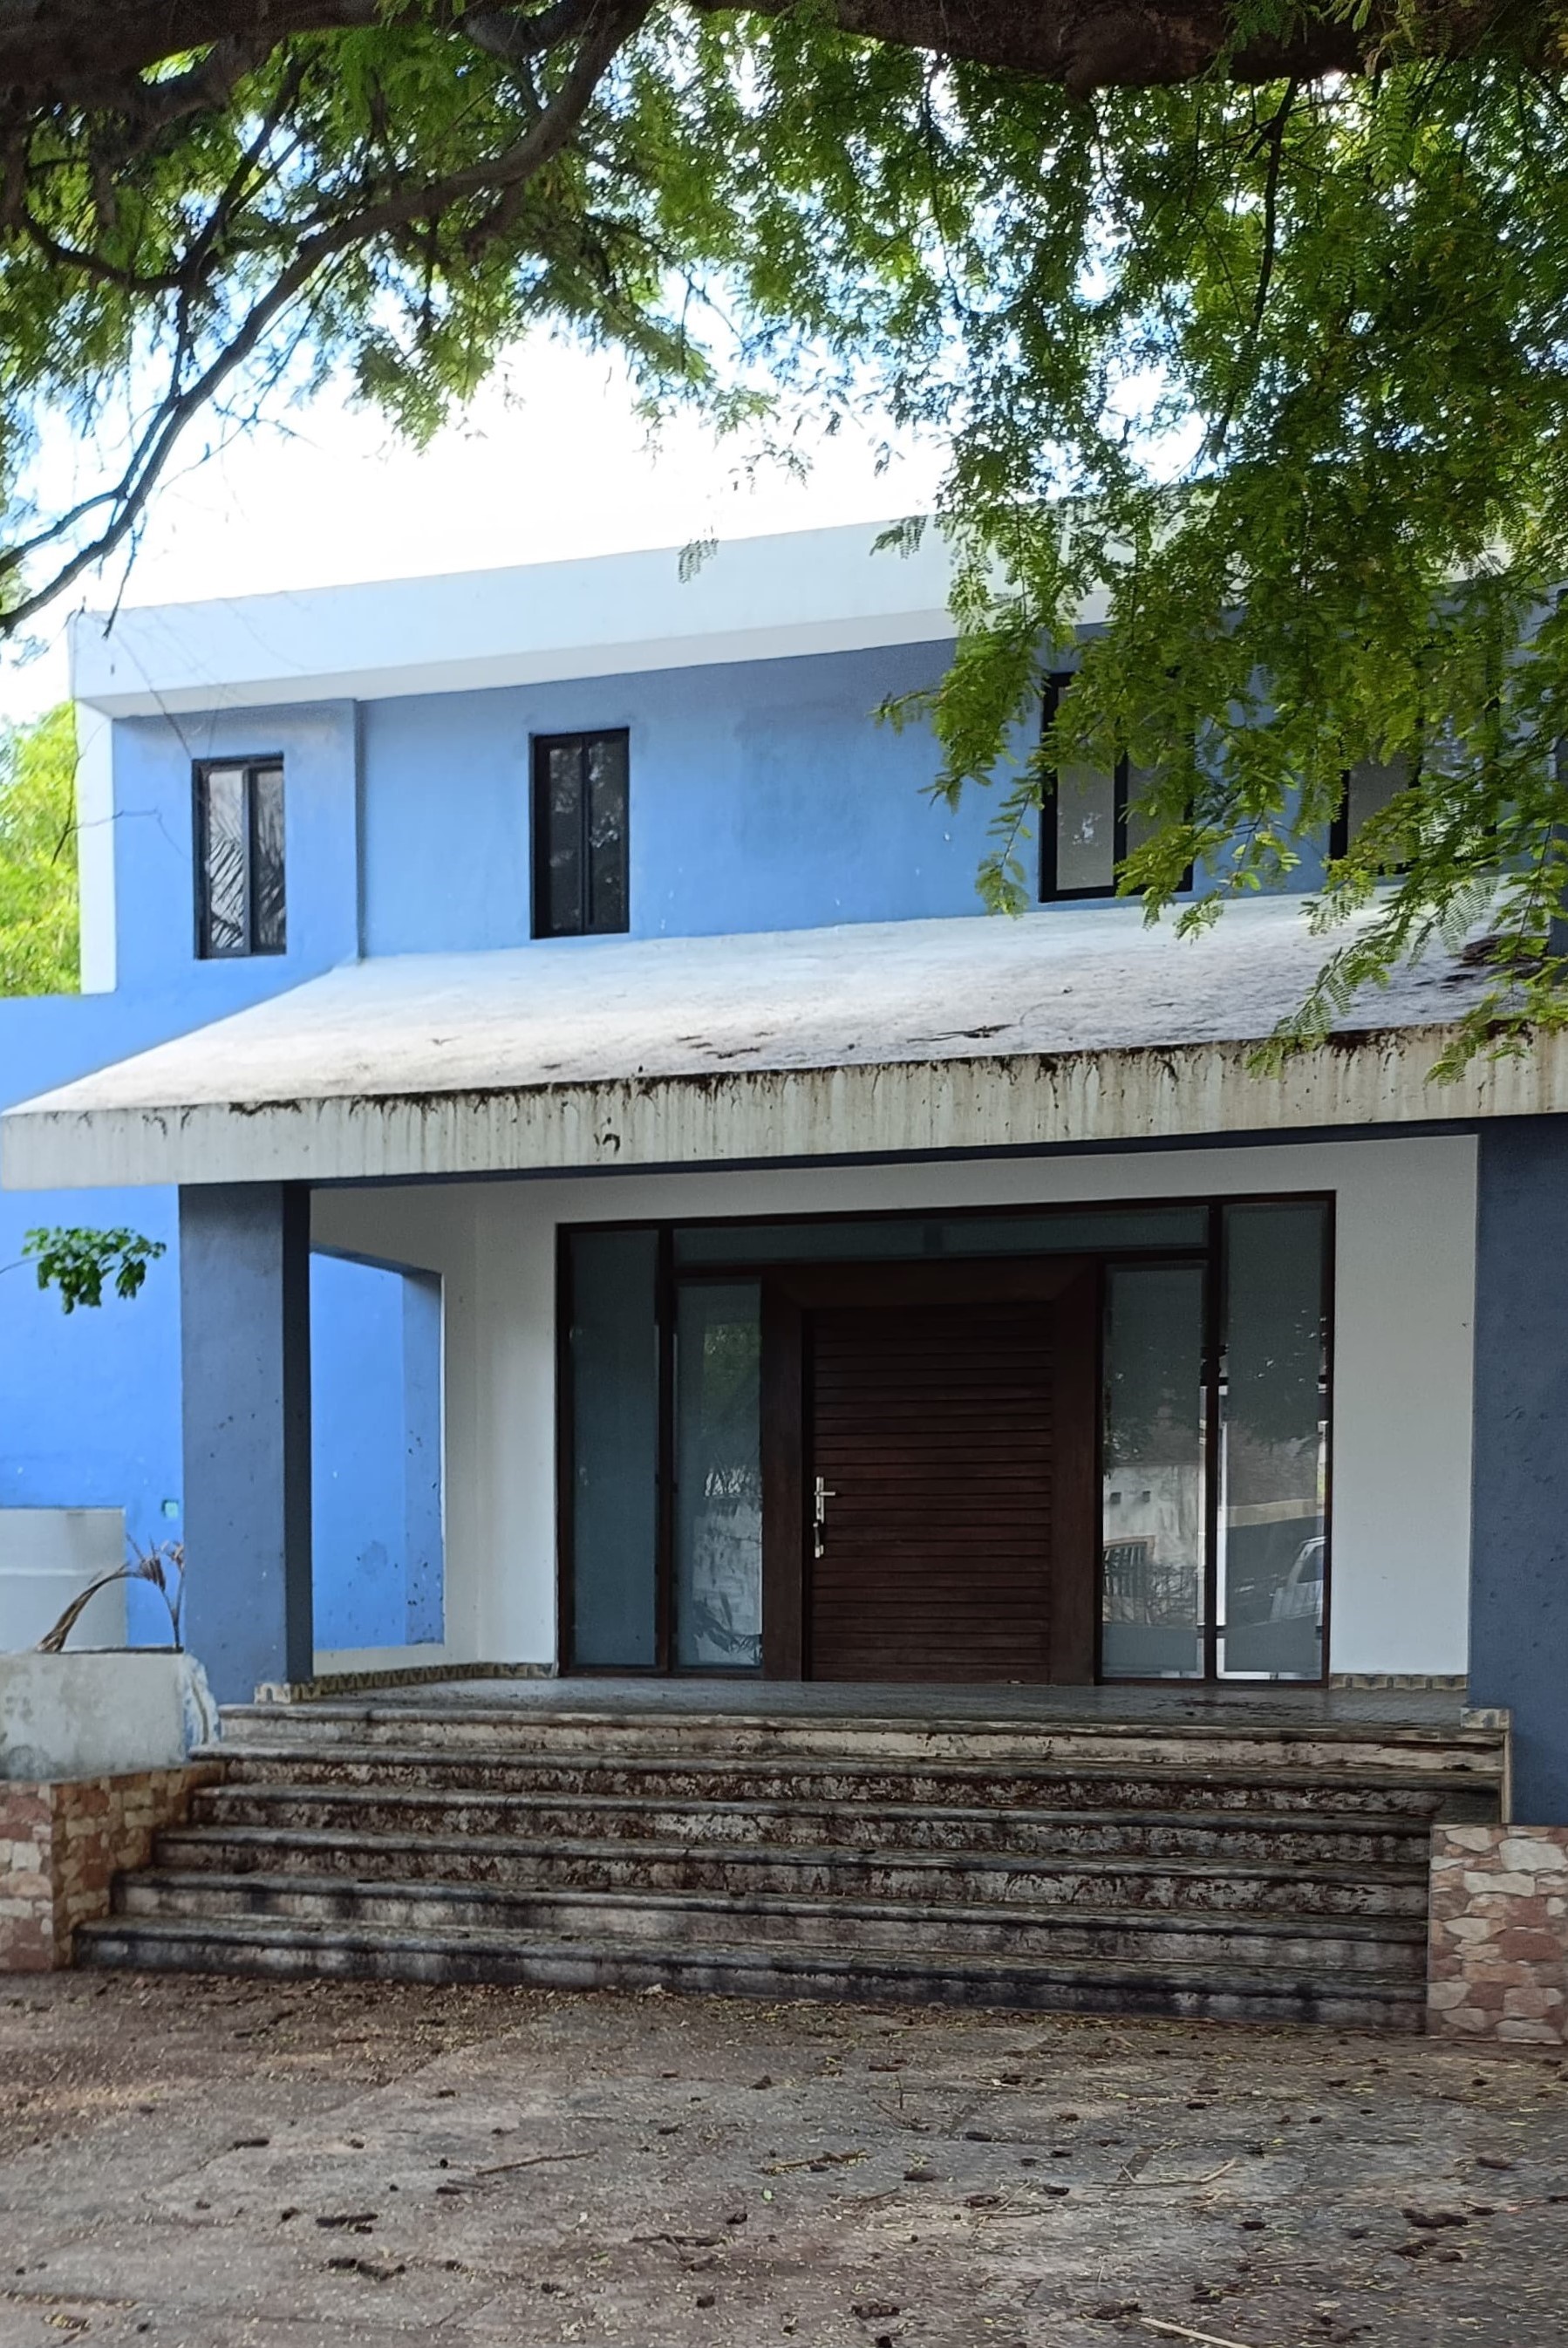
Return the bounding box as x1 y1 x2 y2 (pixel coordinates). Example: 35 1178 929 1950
1040 676 1178 902
1328 754 1412 863
194 760 286 958
532 729 630 939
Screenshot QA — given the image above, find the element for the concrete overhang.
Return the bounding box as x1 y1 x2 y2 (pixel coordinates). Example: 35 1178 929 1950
1 901 1549 1192
67 519 968 719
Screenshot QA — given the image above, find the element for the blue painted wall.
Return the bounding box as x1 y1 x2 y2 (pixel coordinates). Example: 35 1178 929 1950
361 641 1009 952
1470 1119 1568 1822
310 1253 444 1652
2 696 361 1647
358 642 1330 955
108 701 360 992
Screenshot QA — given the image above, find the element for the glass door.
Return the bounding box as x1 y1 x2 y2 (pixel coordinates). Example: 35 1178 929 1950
1101 1262 1207 1677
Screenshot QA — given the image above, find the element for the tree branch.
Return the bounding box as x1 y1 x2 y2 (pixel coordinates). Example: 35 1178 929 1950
0 0 651 636
0 0 1543 113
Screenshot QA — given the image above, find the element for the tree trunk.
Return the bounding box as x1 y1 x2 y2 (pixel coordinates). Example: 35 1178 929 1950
0 0 1540 113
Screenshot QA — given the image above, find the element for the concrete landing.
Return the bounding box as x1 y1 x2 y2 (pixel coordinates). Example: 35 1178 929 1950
302 1675 1474 1730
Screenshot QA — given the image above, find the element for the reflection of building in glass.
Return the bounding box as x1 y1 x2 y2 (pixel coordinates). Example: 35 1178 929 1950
676 1291 763 1668
684 1471 762 1667
1101 1464 1203 1625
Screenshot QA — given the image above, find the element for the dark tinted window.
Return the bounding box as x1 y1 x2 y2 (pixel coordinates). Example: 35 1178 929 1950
194 761 286 958
1041 677 1183 901
532 730 629 938
1329 754 1411 863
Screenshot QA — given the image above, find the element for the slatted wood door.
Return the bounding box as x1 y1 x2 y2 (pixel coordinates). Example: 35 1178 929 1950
807 1300 1064 1683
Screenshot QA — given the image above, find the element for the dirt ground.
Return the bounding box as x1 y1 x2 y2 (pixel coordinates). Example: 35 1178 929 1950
0 1975 1565 2348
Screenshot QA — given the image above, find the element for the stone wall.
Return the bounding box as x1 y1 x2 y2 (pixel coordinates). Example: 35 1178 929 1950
0 1764 220 1970
1429 1826 1568 2044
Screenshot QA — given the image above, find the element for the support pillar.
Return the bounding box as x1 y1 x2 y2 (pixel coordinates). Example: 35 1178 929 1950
1471 1120 1568 1822
180 1184 312 1703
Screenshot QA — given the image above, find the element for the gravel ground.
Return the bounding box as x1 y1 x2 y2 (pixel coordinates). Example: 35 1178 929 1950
1 1973 1565 2348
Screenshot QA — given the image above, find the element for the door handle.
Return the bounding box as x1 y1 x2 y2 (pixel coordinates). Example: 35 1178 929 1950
813 1475 837 1560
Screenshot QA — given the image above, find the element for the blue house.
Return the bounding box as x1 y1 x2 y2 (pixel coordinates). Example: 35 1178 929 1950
2 519 1564 2024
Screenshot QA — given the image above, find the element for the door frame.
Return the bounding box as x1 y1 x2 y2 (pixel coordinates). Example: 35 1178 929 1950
759 1258 1099 1681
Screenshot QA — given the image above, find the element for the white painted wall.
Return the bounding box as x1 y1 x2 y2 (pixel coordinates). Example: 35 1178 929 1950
0 1509 126 1652
311 1130 1478 1682
70 521 964 719
72 713 116 994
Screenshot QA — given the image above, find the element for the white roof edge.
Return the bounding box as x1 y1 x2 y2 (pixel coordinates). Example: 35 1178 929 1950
0 1027 1541 1192
68 517 969 718
0 900 1523 1191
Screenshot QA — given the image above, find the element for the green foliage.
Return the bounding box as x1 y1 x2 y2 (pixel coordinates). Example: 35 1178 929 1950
5 13 1568 1055
22 1225 167 1313
0 703 78 995
853 64 1568 1066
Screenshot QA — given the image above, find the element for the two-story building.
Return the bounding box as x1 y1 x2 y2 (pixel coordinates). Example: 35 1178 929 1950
3 520 1565 2027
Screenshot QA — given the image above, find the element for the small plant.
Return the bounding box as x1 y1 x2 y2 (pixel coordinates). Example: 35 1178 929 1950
35 1537 185 1654
19 1225 166 1312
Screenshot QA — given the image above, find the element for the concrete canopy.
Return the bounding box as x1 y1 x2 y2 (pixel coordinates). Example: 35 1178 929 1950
0 899 1551 1191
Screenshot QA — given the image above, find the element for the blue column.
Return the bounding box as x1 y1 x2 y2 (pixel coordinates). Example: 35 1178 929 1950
1471 1119 1568 1822
180 1184 312 1703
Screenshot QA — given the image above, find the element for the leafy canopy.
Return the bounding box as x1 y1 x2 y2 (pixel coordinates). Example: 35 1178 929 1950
21 1225 167 1313
0 702 78 994
2 3 1567 1053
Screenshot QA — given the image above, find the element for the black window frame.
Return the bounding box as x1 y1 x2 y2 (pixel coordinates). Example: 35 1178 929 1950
1040 673 1190 903
530 727 631 941
193 756 287 960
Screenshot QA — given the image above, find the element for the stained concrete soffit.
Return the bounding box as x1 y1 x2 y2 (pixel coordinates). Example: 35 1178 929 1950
0 900 1538 1191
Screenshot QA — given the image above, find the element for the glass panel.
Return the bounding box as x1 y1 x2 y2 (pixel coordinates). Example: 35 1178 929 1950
251 764 286 952
1123 761 1160 865
675 1281 762 1669
200 766 247 955
542 741 585 937
1345 754 1409 850
1101 1263 1206 1679
585 733 629 934
675 1206 1209 1268
569 1228 659 1665
1219 1201 1328 1679
1053 758 1117 892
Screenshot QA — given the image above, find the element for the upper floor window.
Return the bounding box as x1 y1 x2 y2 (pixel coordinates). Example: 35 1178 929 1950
1329 755 1411 863
194 759 285 959
1040 674 1163 902
532 729 629 939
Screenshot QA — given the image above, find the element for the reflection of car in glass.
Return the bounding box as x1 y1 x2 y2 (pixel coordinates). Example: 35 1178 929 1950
1269 1535 1325 1621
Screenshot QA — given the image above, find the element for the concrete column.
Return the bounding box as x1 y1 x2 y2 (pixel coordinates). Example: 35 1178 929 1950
1471 1120 1568 1823
180 1184 312 1703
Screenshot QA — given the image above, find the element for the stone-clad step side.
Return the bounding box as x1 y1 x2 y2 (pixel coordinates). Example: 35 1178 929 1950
76 1702 1508 2032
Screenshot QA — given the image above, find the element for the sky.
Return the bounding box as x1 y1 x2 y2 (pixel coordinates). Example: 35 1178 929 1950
0 340 947 730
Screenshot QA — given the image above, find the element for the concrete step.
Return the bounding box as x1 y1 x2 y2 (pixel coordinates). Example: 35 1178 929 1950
114 1867 1428 1976
74 1909 1429 2032
215 1702 1507 1785
175 1788 1442 1867
207 1746 1499 1826
153 1824 1432 1917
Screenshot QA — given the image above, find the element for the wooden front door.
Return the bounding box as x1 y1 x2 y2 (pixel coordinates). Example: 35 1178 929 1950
760 1262 1097 1683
